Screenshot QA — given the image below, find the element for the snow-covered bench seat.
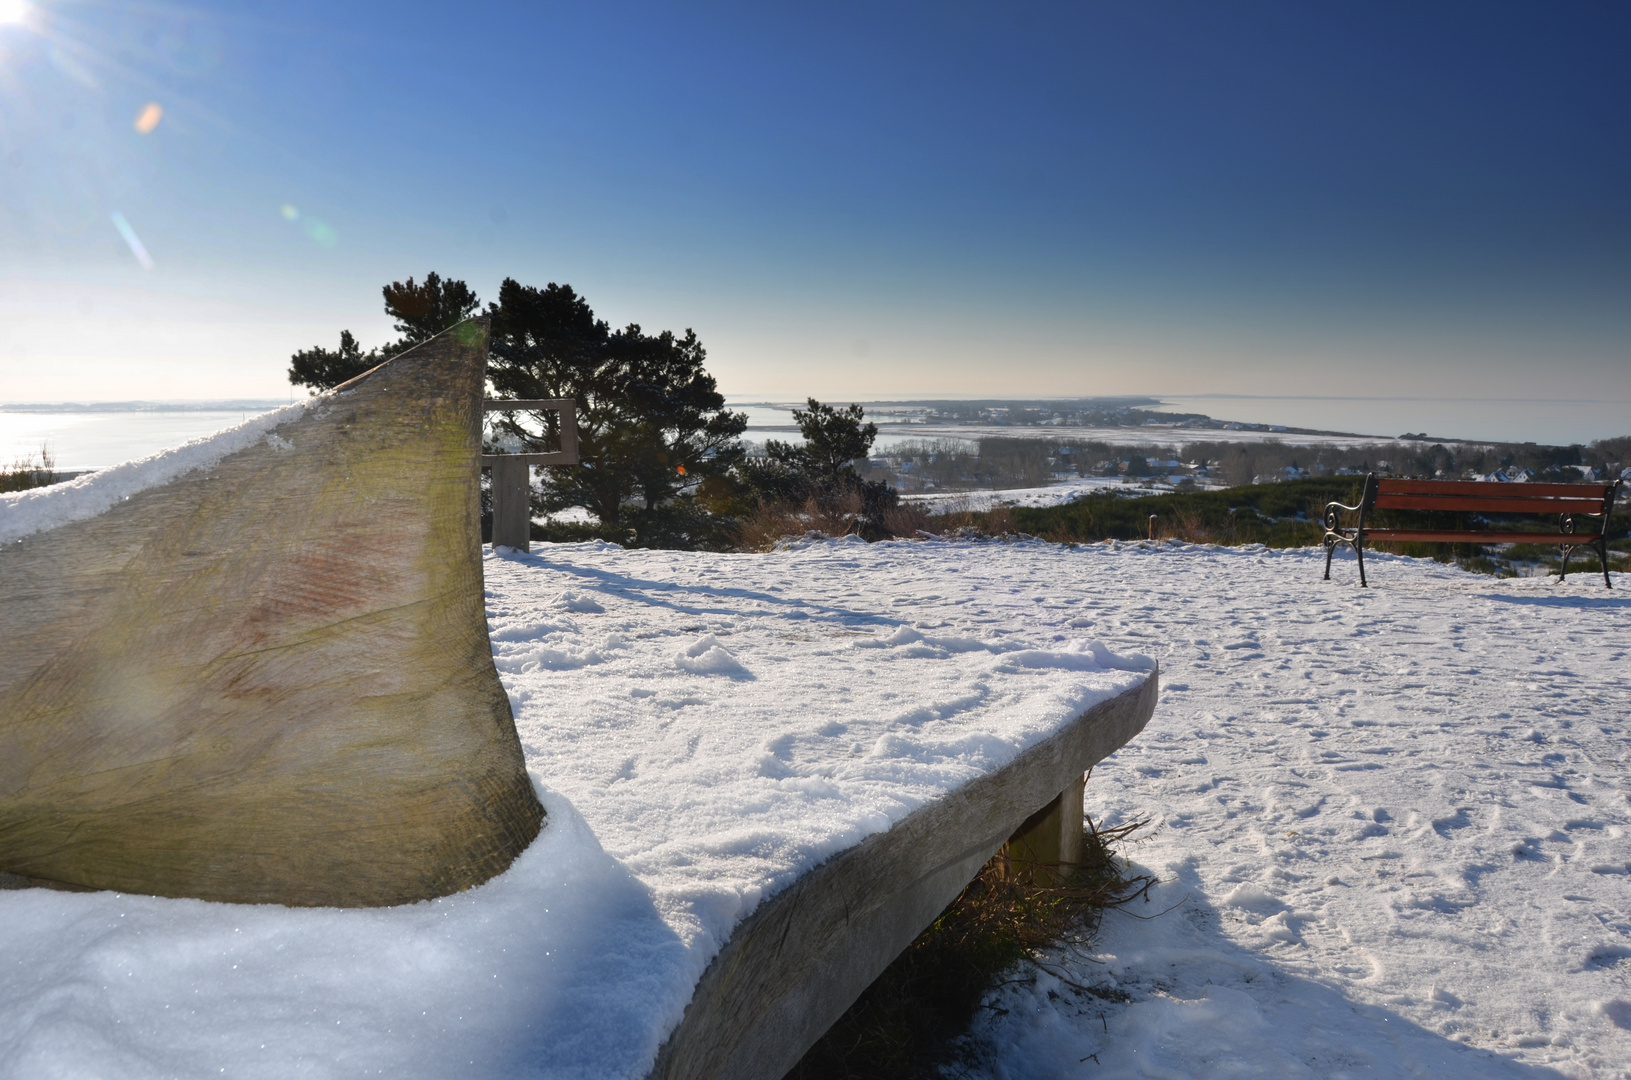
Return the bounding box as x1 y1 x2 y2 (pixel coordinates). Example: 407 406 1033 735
490 538 1158 1080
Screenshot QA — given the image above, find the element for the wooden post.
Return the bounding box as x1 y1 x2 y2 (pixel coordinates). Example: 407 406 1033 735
1007 770 1086 881
481 398 578 554
489 456 532 550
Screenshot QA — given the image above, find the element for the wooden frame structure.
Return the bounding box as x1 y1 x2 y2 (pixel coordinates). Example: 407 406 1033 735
482 398 578 552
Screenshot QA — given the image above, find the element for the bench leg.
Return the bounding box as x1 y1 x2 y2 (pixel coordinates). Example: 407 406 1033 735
1009 773 1086 883
1601 539 1613 589
1323 538 1335 581
1355 540 1368 588
1560 543 1571 583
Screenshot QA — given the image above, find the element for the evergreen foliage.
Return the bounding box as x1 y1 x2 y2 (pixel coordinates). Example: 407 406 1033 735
382 272 481 346
484 278 747 544
771 399 878 487
287 330 384 392
737 398 899 537
288 272 481 391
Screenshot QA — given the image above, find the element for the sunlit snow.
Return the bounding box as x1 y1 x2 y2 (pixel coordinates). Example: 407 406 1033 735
0 535 1624 1077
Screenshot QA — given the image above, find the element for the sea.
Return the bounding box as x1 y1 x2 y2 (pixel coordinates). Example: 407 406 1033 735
2 395 1625 473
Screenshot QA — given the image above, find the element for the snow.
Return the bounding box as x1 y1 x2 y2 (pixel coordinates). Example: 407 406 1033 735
957 543 1631 1079
483 539 1151 959
0 535 1148 1080
0 400 310 545
902 475 1202 511
4 530 1626 1078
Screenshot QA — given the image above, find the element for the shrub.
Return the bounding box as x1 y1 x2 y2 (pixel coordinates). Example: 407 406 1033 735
0 446 56 493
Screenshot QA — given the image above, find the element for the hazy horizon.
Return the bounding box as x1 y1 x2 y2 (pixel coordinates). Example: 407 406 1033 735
6 392 1625 470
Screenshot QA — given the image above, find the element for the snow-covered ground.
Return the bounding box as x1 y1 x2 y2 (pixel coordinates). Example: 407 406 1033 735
958 543 1631 1080
0 537 1148 1080
901 475 1202 511
2 532 1626 1079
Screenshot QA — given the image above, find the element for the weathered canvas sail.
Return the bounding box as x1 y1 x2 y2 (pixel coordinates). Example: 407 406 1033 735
0 318 543 907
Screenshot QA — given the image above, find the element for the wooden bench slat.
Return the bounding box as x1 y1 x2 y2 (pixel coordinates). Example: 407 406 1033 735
1362 530 1603 545
1373 494 1609 515
1378 479 1613 499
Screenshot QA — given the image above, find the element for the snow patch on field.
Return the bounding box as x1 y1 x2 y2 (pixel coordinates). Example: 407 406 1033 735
485 540 1147 956
901 474 1184 510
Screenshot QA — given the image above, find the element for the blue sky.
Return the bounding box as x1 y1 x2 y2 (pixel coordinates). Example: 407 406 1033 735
0 1 1627 406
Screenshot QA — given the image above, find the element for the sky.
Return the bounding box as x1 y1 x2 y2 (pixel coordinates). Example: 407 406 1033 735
0 1 1627 418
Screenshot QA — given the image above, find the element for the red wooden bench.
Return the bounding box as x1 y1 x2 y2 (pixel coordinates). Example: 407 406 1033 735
1322 475 1623 588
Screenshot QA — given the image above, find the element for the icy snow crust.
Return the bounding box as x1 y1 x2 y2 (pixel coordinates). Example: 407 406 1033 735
0 400 311 544
0 536 1148 1080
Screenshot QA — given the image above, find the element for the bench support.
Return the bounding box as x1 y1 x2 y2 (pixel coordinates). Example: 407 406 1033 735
1560 536 1614 589
1008 772 1086 882
648 670 1158 1080
1323 474 1376 587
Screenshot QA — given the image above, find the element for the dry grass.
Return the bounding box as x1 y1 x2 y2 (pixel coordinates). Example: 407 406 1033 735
736 496 1022 551
0 445 56 494
786 815 1152 1080
735 493 867 551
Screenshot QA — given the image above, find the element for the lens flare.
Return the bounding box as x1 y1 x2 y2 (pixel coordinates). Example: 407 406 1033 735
280 204 299 220
302 218 336 248
134 102 163 134
0 0 29 26
109 211 155 270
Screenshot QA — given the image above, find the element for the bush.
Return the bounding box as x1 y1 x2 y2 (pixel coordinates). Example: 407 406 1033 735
734 399 900 542
0 446 56 493
1005 478 1365 547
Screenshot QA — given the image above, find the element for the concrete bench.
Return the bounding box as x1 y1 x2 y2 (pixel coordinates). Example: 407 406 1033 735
648 670 1158 1080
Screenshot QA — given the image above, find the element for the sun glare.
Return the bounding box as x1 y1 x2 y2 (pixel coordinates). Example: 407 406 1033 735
0 0 28 26
134 102 163 134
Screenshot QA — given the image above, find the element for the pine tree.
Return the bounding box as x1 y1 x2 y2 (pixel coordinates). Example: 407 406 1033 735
288 272 481 392
484 278 746 536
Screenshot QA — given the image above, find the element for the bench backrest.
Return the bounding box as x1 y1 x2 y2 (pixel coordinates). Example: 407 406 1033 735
1369 477 1618 517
